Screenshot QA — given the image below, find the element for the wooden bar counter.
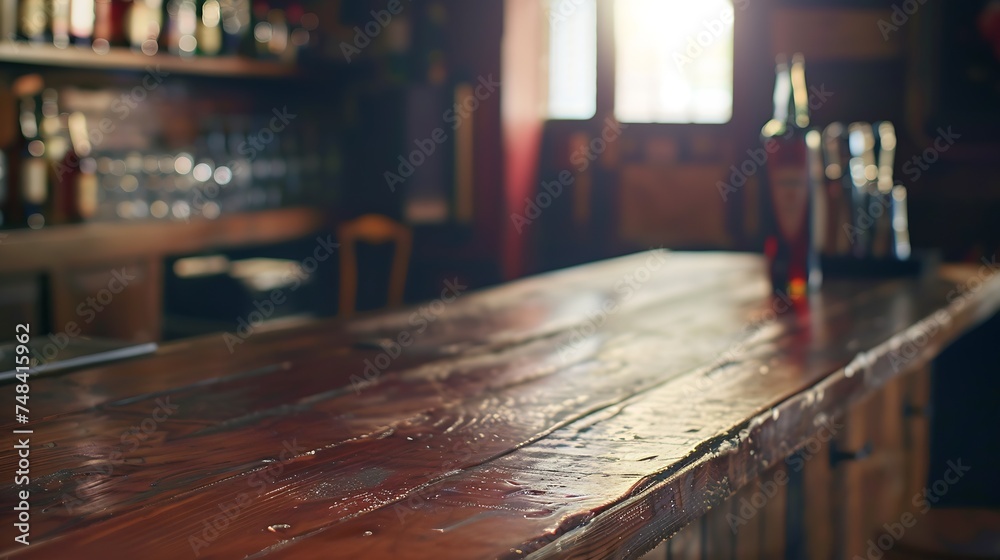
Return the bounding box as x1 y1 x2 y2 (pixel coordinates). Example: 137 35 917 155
2 252 999 559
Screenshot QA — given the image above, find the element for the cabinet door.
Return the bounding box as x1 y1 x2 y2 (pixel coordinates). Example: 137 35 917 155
0 275 44 340
833 370 926 560
51 259 163 343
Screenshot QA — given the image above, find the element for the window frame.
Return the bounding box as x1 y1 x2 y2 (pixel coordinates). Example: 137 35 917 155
544 0 739 129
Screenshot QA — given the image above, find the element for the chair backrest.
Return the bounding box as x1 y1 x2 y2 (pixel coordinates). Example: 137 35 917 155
338 214 413 317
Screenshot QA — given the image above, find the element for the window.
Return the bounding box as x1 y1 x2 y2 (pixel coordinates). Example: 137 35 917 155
546 0 598 119
545 0 735 123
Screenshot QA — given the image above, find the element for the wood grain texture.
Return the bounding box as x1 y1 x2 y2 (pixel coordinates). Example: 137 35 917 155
0 207 326 274
1 252 998 560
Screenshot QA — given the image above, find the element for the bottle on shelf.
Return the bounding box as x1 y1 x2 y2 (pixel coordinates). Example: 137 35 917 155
127 0 165 55
18 93 49 229
70 0 96 45
93 0 109 50
164 0 198 55
68 111 98 221
196 0 223 55
18 0 49 42
759 53 822 297
1 0 16 42
284 1 308 63
219 0 251 55
250 1 269 58
47 113 80 224
266 4 287 58
51 0 72 47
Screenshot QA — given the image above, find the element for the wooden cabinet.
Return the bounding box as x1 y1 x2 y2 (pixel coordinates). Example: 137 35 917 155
648 366 933 560
0 208 325 343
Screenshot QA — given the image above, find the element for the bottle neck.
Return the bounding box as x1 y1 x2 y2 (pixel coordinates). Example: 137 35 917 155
790 54 810 128
771 60 791 126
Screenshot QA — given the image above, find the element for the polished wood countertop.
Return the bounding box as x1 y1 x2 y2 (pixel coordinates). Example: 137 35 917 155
2 252 999 559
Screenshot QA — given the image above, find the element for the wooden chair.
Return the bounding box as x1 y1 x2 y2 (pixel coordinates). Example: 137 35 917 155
338 214 412 318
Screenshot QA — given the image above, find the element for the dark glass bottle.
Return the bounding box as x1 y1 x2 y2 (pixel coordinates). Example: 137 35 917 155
164 0 198 55
94 0 133 51
760 53 821 297
18 94 48 229
219 0 250 55
197 0 223 55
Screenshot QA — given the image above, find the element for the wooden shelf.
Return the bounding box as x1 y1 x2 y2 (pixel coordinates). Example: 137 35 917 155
0 42 298 78
0 207 327 274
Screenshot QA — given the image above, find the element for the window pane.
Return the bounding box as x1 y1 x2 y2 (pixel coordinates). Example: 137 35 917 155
615 0 734 123
547 0 597 120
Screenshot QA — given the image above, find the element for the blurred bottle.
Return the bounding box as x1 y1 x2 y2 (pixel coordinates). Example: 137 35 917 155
70 0 96 45
250 1 270 57
94 0 133 52
283 1 303 63
122 150 147 219
51 0 71 47
68 112 98 221
196 0 222 55
18 93 48 229
266 3 287 58
219 0 250 54
164 0 197 55
127 0 164 54
18 0 48 42
759 53 822 297
1 0 16 42
149 152 173 219
821 123 853 256
847 122 877 258
47 109 78 225
870 121 897 259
